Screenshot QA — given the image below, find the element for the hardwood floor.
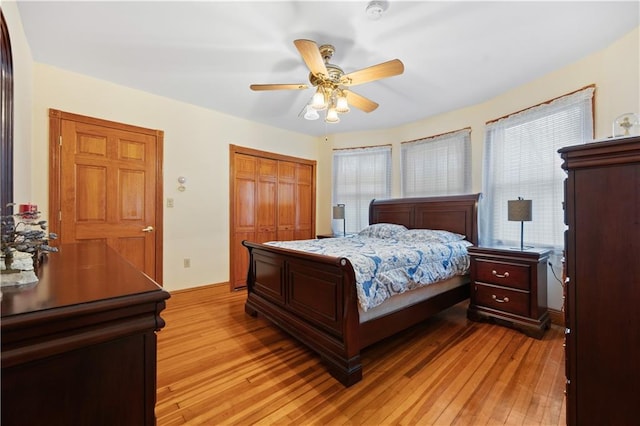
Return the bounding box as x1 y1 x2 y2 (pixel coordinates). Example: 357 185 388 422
156 284 566 425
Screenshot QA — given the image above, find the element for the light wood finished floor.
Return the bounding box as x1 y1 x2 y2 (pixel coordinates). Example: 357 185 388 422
156 284 566 425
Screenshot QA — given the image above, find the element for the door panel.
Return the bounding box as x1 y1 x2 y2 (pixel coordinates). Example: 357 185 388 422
295 164 313 240
277 185 295 242
277 161 296 240
76 165 107 221
233 155 257 287
257 158 277 242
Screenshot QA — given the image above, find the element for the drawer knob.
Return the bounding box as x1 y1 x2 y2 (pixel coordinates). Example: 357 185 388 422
492 294 510 303
492 270 509 278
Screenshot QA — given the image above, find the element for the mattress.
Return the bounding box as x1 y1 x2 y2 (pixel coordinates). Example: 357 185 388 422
358 275 468 323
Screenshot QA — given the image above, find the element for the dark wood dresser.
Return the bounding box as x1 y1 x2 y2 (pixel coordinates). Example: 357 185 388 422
559 136 640 426
1 242 170 426
467 246 551 339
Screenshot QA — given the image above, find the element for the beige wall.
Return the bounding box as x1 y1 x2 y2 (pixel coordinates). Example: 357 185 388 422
6 2 639 305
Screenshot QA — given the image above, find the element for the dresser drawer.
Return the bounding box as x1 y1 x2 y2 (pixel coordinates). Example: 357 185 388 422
474 283 530 317
475 259 530 290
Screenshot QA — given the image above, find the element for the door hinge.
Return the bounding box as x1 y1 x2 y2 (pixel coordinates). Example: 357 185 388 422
59 135 62 146
59 210 62 221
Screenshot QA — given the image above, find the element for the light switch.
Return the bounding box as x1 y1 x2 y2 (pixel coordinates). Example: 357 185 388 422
167 198 174 208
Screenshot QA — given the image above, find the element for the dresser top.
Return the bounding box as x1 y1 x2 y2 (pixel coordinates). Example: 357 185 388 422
468 245 552 260
1 242 169 319
558 135 640 153
558 136 640 170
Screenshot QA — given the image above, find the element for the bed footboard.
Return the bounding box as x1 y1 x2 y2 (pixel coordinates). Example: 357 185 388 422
243 241 362 386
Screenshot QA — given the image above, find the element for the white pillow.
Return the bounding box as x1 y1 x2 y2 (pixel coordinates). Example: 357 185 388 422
358 223 408 239
397 229 466 244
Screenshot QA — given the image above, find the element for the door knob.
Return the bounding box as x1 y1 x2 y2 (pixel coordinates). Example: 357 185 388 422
142 226 154 232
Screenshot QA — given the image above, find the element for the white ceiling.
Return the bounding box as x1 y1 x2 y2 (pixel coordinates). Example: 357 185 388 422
16 1 640 137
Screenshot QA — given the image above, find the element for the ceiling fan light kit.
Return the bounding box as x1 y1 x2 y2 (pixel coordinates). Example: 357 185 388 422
250 38 404 125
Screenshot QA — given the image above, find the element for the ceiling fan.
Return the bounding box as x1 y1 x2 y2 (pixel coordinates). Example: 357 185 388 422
250 39 404 123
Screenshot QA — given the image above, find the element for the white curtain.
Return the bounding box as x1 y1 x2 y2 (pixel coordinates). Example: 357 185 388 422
480 87 594 250
333 146 392 233
401 129 471 197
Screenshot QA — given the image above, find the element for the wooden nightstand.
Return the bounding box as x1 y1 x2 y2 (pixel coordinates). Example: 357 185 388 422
316 233 353 239
467 246 551 339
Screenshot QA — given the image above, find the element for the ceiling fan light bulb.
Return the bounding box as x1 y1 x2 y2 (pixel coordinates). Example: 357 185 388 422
304 105 319 120
336 96 350 113
311 91 327 110
326 108 340 123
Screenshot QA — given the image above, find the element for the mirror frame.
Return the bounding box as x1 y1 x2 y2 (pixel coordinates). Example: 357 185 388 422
1 10 14 216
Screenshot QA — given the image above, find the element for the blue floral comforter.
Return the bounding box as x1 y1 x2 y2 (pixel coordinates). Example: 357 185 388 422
265 235 472 312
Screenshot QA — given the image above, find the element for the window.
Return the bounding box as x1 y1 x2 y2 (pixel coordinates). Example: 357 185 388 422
401 129 471 197
480 86 594 250
332 146 391 233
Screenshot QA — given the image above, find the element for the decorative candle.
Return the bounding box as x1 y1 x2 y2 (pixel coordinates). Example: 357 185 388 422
18 204 38 219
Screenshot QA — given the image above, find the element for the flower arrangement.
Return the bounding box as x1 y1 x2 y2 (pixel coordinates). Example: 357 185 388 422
1 204 58 274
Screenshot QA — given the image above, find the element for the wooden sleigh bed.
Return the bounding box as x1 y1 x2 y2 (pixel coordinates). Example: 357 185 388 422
243 194 479 386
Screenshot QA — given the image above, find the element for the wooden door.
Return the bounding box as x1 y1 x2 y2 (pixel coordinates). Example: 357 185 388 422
49 110 163 282
232 154 257 289
230 145 316 290
256 158 277 243
277 161 296 241
295 163 314 240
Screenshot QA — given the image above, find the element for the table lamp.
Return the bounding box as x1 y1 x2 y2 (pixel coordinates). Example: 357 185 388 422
332 204 346 236
508 197 532 251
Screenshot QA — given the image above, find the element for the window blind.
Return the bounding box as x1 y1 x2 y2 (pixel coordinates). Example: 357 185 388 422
332 146 392 233
401 129 471 197
480 87 594 250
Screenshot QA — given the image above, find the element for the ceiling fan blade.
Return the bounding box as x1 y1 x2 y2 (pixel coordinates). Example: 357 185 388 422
250 83 308 91
345 90 379 113
294 39 328 77
341 59 404 86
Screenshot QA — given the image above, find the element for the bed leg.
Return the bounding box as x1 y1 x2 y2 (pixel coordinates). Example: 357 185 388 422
245 303 258 317
323 355 362 387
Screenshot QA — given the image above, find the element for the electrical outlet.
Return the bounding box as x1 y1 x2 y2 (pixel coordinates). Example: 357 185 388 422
183 258 190 268
167 198 174 208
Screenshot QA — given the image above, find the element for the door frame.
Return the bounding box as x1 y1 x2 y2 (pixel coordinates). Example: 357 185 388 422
48 109 164 283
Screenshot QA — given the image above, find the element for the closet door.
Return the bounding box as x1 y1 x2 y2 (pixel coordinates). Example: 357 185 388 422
295 163 314 240
277 161 296 241
232 154 257 289
230 146 316 290
256 158 277 243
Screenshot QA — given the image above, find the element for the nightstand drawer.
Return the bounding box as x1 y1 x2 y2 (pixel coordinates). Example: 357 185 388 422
474 283 530 317
475 259 530 290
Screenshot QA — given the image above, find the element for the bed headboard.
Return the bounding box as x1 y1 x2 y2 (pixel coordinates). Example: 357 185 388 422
369 194 480 245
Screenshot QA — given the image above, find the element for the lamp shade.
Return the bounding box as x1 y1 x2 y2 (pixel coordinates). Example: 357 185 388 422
311 90 326 110
325 107 340 123
336 95 350 113
332 204 345 219
508 199 532 222
304 105 319 120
